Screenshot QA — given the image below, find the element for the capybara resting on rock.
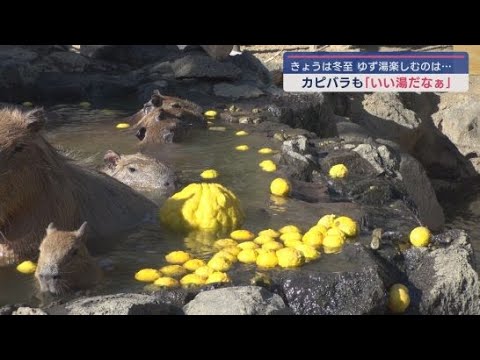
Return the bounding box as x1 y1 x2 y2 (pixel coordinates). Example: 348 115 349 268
35 222 102 295
0 108 157 266
132 90 207 144
102 150 177 195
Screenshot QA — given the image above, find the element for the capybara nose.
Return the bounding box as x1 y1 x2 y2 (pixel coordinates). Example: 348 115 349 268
136 127 146 141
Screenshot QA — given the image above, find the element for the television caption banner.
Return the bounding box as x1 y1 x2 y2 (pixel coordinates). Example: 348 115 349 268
283 52 469 92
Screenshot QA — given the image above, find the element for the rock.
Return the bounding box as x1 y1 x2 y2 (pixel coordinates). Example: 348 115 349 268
404 229 480 315
351 92 476 180
12 307 48 315
280 136 319 181
335 118 370 143
213 83 265 99
239 116 252 124
137 80 169 102
398 153 445 232
271 244 388 315
432 99 480 173
80 45 174 67
230 51 272 86
153 288 196 309
200 45 234 60
0 305 17 315
64 293 183 315
172 54 242 80
183 286 288 315
46 51 91 72
273 93 337 138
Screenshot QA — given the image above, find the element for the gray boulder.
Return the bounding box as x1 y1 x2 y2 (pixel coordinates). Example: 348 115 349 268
12 307 48 315
404 229 480 315
183 286 288 315
64 293 182 315
213 83 264 99
172 54 242 80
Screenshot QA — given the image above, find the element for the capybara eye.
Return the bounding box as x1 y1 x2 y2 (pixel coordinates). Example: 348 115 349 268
72 249 78 257
136 127 146 141
128 167 136 173
165 182 170 186
13 144 24 153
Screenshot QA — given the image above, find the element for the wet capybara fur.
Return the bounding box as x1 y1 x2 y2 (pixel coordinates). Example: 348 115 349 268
0 108 157 266
132 90 207 144
35 222 102 295
102 150 177 195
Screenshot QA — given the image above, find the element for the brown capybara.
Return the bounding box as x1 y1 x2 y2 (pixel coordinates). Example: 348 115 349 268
35 222 102 295
132 90 207 144
0 108 157 266
102 150 177 195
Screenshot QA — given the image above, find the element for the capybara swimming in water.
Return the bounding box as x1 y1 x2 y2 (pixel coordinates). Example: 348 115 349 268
132 90 207 144
0 108 157 266
102 150 177 195
35 222 102 295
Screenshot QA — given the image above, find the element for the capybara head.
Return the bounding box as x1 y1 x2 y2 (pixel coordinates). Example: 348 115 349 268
0 108 51 225
103 150 177 195
133 90 206 144
35 222 101 295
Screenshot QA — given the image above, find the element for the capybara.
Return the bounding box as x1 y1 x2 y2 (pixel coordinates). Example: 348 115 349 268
102 150 177 195
132 90 207 144
35 222 102 295
0 108 157 266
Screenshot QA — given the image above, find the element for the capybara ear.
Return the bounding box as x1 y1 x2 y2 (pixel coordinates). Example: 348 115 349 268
151 90 163 108
25 108 46 132
75 222 88 240
46 222 57 236
103 150 121 168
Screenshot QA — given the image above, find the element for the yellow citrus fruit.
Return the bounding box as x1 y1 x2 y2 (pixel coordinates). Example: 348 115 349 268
22 101 33 107
214 238 238 249
284 238 304 248
262 241 284 251
235 145 249 151
280 232 303 242
256 251 279 268
237 249 258 264
165 251 191 265
200 169 219 179
213 250 238 263
195 266 215 279
183 259 207 271
333 216 358 237
254 235 276 245
409 227 431 247
295 244 320 261
259 160 277 172
323 235 345 254
208 256 232 272
135 269 161 282
16 261 37 274
270 178 291 197
326 228 346 240
279 225 301 234
276 248 304 268
206 272 231 284
180 274 206 287
318 214 336 229
160 183 244 233
236 130 249 136
388 284 411 314
258 229 280 238
258 148 274 154
204 110 218 118
231 230 255 242
154 277 179 288
222 246 241 256
116 123 130 129
309 225 327 236
159 265 187 278
302 231 324 248
237 241 259 250
329 164 349 179
79 101 91 109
